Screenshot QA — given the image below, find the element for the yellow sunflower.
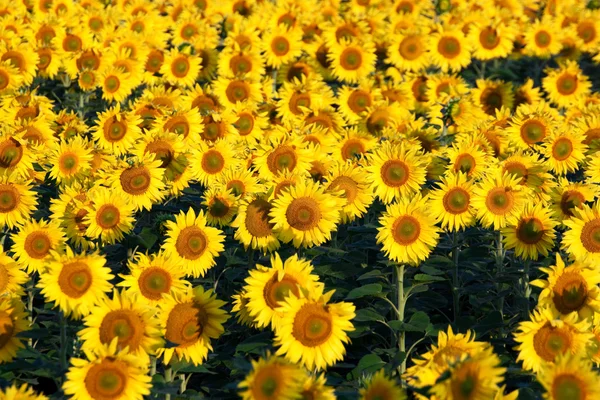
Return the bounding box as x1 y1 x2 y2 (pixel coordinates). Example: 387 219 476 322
217 167 265 200
472 171 527 230
428 28 472 73
238 354 304 400
532 253 600 320
429 171 476 232
0 177 37 229
98 66 136 103
365 141 427 204
376 194 440 266
231 290 256 328
386 29 429 72
514 78 543 109
0 42 39 85
63 340 151 400
269 179 344 248
0 251 27 297
191 139 241 186
333 127 378 164
506 103 558 150
501 203 557 261
160 107 204 148
300 373 337 400
11 218 65 274
542 61 592 108
523 17 563 58
212 75 262 107
274 288 355 371
118 251 190 306
79 289 163 363
471 79 514 116
261 25 303 68
563 200 600 264
243 253 323 330
162 207 225 278
328 39 377 84
253 136 314 181
92 103 142 156
0 296 29 364
0 61 23 95
542 131 586 176
0 134 36 179
84 189 135 245
468 19 517 61
514 307 592 373
160 47 202 88
157 286 228 366
0 384 48 400
324 161 373 223
537 353 600 400
47 136 93 186
336 81 381 125
202 186 238 227
359 369 405 400
231 196 280 254
549 179 597 225
445 140 491 180
38 247 112 320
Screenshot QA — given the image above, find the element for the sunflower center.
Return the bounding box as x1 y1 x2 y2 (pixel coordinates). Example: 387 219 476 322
165 302 208 347
99 310 144 350
0 311 14 348
234 113 254 136
535 31 551 47
245 199 274 238
175 226 207 260
230 54 252 74
577 22 596 43
380 160 409 187
533 324 572 362
120 167 151 196
226 80 250 103
289 92 311 115
58 261 93 299
552 374 585 400
552 138 573 160
251 366 282 399
171 56 190 78
267 145 298 175
399 36 423 60
104 76 120 93
0 138 23 168
580 219 600 253
85 360 128 399
209 198 230 218
63 34 82 52
520 120 546 144
103 117 127 142
24 232 52 259
516 217 544 245
0 71 9 90
366 109 390 134
454 154 476 175
557 74 578 95
138 267 172 300
145 50 164 73
264 275 299 309
348 90 371 113
480 88 503 115
286 197 321 231
438 36 461 58
329 176 358 204
340 48 363 70
201 150 225 175
485 187 514 215
271 37 290 56
0 185 18 213
292 303 333 347
450 368 478 400
96 205 121 229
560 191 585 217
392 216 421 246
553 271 588 314
341 139 365 160
442 187 470 214
479 27 500 49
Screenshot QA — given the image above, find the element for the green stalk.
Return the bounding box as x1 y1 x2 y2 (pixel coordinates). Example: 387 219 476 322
180 374 188 394
496 232 505 334
396 264 406 377
165 367 173 400
452 232 460 322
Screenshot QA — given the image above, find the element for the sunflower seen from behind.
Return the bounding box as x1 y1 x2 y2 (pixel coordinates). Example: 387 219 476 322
162 208 224 278
11 218 65 273
157 286 228 366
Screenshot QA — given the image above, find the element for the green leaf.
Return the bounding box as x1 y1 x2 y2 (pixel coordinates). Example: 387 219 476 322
349 354 386 379
345 284 382 300
389 311 431 332
137 227 158 249
354 308 385 322
414 274 446 282
419 265 445 276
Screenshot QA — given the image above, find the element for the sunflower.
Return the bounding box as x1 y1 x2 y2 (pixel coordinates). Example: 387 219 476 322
333 127 377 164
542 61 592 108
502 203 557 261
104 157 166 212
0 251 27 297
537 353 600 400
270 179 343 248
160 47 202 88
430 347 506 400
468 19 517 61
253 136 313 181
11 218 65 274
0 177 37 229
47 136 93 185
262 25 303 68
328 39 377 84
157 286 228 366
0 384 48 400
514 307 592 373
376 194 439 266
98 66 136 103
92 104 142 156
0 296 29 364
365 141 427 204
324 161 373 223
162 207 225 278
276 76 334 124
336 81 381 125
0 42 39 85
562 201 600 264
202 186 238 227
0 133 36 179
514 78 543 109
191 139 241 186
445 141 490 180
217 45 264 81
386 29 429 72
231 196 280 254
63 340 151 400
231 290 256 328
549 179 597 224
300 373 337 400
39 247 112 319
217 166 265 200
472 171 528 230
428 28 471 73
523 17 563 58
79 289 163 363
212 75 262 107
84 189 135 245
471 79 514 116
160 107 204 148
429 172 476 232
358 369 405 400
274 288 355 371
532 253 600 320
0 61 23 94
244 253 322 330
542 131 586 176
238 354 304 400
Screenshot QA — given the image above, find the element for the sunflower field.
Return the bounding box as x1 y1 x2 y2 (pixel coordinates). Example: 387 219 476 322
5 0 600 399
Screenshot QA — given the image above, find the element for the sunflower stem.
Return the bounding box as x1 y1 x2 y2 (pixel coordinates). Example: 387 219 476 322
496 231 506 335
396 264 406 378
180 374 187 393
59 312 68 375
522 259 531 319
452 232 460 322
165 367 173 400
150 357 157 376
27 273 35 348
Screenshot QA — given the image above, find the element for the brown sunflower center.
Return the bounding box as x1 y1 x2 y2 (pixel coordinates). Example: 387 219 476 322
399 36 424 60
104 76 120 93
552 374 585 400
442 187 470 214
292 303 333 347
58 261 93 299
289 92 311 115
516 217 545 245
577 21 596 43
1 51 25 73
267 145 298 175
329 176 358 204
230 54 252 74
340 48 363 70
533 323 572 362
84 359 128 399
366 109 389 135
201 150 225 175
438 36 461 58
24 231 51 259
556 74 578 96
552 271 588 314
96 205 120 229
99 310 144 350
0 70 9 90
145 49 164 73
171 56 190 78
454 153 476 175
251 365 283 399
380 160 409 187
580 219 600 253
286 197 321 231
165 301 208 347
209 197 230 218
264 274 299 309
503 161 528 184
520 120 546 145
103 117 127 142
0 185 19 213
120 167 151 196
392 215 421 245
485 187 514 215
245 199 274 238
271 37 290 56
0 138 23 168
348 90 371 113
0 311 13 348
560 191 585 217
479 27 500 49
552 138 573 160
234 113 254 136
226 80 250 103
341 139 365 160
138 267 172 300
535 31 551 48
480 88 504 115
175 226 207 260
165 116 190 137
145 140 174 168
